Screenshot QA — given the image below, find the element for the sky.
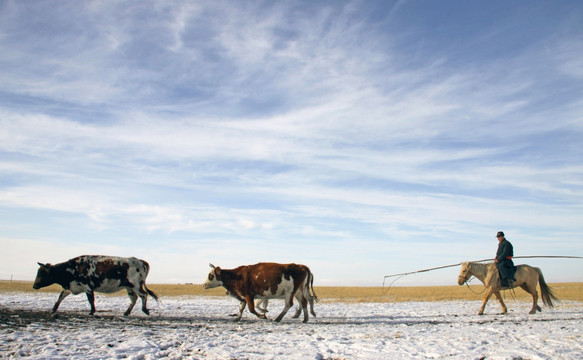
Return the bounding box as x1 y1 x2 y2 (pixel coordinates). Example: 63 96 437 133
1 0 582 287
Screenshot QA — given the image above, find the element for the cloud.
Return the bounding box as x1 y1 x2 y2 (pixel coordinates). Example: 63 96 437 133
0 1 582 285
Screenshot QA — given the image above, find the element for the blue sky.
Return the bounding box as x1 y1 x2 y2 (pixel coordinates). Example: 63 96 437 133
1 0 582 286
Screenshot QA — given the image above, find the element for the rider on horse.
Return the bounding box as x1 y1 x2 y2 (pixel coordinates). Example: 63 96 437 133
495 231 516 287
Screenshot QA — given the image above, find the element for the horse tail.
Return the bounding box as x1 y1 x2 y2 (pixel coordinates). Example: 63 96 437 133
536 267 558 307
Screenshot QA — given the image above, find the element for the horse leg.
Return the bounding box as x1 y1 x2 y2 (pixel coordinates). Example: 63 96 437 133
479 290 493 315
493 291 507 315
520 283 540 314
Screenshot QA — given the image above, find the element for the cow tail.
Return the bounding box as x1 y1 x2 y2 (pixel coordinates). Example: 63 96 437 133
308 269 318 302
144 284 160 302
536 267 557 308
142 261 160 302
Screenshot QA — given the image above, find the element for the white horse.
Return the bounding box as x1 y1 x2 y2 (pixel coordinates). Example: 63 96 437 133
458 261 557 315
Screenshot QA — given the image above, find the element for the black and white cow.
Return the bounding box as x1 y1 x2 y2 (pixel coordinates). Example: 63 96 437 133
33 255 159 316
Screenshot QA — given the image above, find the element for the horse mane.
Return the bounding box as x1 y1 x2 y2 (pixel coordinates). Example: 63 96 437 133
468 261 494 280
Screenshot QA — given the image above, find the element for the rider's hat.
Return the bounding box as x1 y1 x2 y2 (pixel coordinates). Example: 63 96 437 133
496 231 505 238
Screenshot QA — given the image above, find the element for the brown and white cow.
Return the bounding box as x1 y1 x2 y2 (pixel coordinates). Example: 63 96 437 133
204 262 311 322
254 264 318 318
33 255 159 316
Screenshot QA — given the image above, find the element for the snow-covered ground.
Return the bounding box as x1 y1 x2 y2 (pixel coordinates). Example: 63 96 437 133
1 292 582 359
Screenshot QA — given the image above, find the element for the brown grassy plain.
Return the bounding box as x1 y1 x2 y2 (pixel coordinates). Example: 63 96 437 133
1 281 582 303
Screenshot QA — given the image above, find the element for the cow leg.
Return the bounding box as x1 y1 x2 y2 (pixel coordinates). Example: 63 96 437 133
256 299 268 314
232 300 246 321
275 293 294 322
292 293 302 318
309 296 316 317
299 293 309 323
137 286 151 316
246 295 267 320
493 291 508 315
124 290 138 316
292 293 309 322
51 290 71 314
257 299 269 314
86 290 96 315
140 293 150 316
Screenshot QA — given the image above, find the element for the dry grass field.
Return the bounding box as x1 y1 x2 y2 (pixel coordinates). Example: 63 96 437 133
1 281 581 303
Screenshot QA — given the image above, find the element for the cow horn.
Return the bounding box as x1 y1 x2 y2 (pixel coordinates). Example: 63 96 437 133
209 263 215 269
37 262 46 267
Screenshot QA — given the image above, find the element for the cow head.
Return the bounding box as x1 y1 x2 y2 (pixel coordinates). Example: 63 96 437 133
33 262 55 289
203 263 222 289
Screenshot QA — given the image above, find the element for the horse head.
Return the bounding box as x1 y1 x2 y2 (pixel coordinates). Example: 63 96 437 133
458 262 472 285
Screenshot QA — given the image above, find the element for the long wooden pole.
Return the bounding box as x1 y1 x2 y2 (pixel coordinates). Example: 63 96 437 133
381 255 583 293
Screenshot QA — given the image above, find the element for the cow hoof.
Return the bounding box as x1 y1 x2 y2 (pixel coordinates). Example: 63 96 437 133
142 309 150 316
478 312 484 316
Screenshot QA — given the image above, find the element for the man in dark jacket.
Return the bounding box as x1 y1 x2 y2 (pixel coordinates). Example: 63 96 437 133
495 231 516 287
